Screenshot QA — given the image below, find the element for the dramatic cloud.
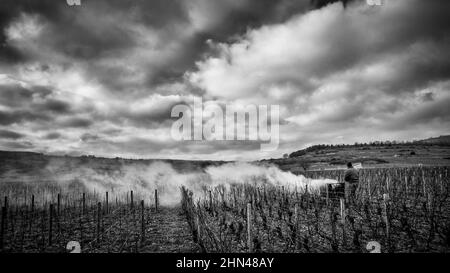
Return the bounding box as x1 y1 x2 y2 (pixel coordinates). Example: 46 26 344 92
0 0 449 159
0 129 24 139
189 0 450 154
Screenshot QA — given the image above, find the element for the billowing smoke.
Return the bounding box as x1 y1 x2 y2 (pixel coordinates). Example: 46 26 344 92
44 160 337 206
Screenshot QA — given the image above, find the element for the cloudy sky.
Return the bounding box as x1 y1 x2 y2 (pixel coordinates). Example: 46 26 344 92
0 0 449 161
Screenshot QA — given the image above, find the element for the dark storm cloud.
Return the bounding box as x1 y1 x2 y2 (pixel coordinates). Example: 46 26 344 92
0 0 325 91
0 110 50 125
35 98 72 114
60 117 93 128
0 0 64 64
80 133 99 142
0 84 53 107
0 129 25 139
43 132 62 140
0 83 74 128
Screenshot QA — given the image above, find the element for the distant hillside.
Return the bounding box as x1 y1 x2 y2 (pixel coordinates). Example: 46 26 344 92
0 150 228 179
417 135 450 145
264 135 450 173
288 135 450 158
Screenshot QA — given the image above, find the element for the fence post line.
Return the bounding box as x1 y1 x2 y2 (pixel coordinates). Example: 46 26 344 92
247 202 253 253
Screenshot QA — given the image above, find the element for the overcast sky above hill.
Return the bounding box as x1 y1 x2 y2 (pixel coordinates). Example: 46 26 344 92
0 0 449 160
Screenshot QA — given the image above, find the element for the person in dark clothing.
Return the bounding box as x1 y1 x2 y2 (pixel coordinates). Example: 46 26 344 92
344 162 359 203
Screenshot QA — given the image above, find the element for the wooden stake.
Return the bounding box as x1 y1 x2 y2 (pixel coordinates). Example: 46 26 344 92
97 202 101 243
0 206 5 250
49 204 53 246
340 198 346 246
383 194 390 244
247 202 253 253
339 198 345 225
105 192 109 214
294 203 299 249
141 200 145 242
155 189 158 212
405 176 408 195
57 194 61 216
130 191 134 210
31 195 34 213
196 215 201 244
422 176 426 196
82 193 86 215
209 190 212 210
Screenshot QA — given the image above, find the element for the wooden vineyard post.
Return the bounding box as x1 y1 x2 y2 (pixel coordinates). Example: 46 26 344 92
247 202 253 253
57 194 61 216
383 194 390 248
141 200 145 243
422 176 427 197
340 198 345 222
405 176 408 196
386 177 390 195
82 193 86 215
155 189 158 212
209 190 212 210
31 195 35 213
105 192 109 214
294 203 299 249
130 191 134 210
305 185 309 209
340 198 346 246
79 209 83 244
97 202 101 243
326 184 329 206
1 206 5 251
196 215 201 244
49 204 53 246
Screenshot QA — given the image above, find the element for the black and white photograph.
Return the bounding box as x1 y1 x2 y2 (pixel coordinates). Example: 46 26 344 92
0 0 450 264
